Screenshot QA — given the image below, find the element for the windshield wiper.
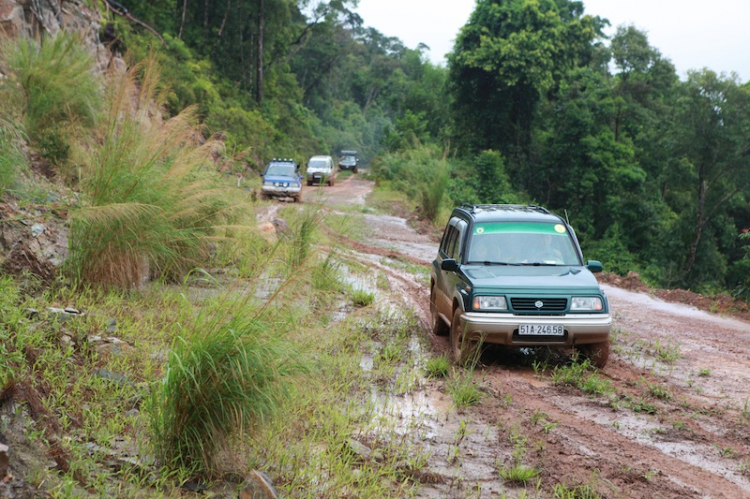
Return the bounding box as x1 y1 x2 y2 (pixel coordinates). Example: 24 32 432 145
468 261 521 266
520 262 557 266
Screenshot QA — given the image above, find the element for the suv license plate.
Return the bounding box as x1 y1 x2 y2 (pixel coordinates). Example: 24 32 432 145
519 324 564 336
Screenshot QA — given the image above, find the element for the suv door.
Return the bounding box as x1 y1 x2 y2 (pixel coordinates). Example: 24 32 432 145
434 217 467 322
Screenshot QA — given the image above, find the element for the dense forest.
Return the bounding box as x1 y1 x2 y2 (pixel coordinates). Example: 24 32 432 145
9 0 750 296
112 0 749 298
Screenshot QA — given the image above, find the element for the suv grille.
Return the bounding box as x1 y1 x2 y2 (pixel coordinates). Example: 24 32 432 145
511 298 567 312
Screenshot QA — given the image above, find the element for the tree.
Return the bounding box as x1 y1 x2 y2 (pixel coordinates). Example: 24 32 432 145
447 0 605 156
666 70 750 285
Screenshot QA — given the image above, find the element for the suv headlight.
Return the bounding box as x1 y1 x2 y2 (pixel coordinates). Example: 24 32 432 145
571 297 603 311
473 296 507 310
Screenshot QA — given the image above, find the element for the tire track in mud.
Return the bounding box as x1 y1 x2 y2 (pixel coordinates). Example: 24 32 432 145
324 178 750 497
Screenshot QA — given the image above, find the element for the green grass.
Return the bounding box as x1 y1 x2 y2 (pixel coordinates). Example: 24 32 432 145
550 360 611 395
498 464 540 485
351 289 375 307
553 482 602 498
447 370 482 408
425 355 451 378
646 382 672 400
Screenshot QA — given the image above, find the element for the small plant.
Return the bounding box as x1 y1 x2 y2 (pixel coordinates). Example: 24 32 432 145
623 396 657 415
447 371 482 408
377 342 402 365
311 254 343 292
425 355 451 378
553 482 602 498
542 422 558 434
376 272 390 290
351 289 375 307
741 398 750 421
532 359 548 376
550 360 611 395
672 420 689 432
498 464 540 485
698 368 711 377
716 445 736 458
652 339 680 364
739 458 750 475
646 383 671 400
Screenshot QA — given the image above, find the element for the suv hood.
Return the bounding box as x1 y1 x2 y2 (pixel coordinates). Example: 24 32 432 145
463 265 602 293
307 166 331 174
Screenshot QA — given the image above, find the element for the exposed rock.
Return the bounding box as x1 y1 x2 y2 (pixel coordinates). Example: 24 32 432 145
0 204 68 281
346 438 373 461
46 307 79 322
271 218 290 237
93 368 135 388
105 318 117 334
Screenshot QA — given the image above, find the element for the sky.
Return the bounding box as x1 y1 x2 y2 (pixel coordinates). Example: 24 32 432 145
354 0 750 82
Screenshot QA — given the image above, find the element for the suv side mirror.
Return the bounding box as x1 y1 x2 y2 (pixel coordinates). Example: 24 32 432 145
586 260 603 273
441 258 459 272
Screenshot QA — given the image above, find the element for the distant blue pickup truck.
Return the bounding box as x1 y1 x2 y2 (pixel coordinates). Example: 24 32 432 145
260 158 303 203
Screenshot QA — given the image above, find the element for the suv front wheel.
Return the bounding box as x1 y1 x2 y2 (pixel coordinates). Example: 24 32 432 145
576 340 610 368
450 309 480 366
430 287 449 336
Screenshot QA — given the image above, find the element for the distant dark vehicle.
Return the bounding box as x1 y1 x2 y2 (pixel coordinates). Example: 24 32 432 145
260 158 303 202
338 150 359 173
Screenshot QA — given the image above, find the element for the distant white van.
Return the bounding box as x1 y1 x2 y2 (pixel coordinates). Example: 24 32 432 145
306 155 336 186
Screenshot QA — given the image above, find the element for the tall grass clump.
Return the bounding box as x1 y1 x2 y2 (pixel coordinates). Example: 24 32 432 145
0 32 102 167
67 55 236 288
285 204 323 271
147 299 307 477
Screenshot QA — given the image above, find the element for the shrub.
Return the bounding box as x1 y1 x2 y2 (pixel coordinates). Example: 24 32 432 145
147 299 306 477
67 56 236 288
0 32 102 166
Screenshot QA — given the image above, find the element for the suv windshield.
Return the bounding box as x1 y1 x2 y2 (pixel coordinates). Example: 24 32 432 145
308 160 329 169
266 163 296 176
466 222 580 265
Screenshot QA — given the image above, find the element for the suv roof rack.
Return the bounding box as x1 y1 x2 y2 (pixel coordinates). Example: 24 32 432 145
458 203 552 215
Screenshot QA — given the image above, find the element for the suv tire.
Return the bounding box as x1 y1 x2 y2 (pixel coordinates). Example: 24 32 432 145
430 287 449 336
450 308 480 366
577 340 610 368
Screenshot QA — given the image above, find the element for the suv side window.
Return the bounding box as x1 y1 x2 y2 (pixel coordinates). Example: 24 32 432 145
441 226 457 257
441 217 467 262
452 220 467 262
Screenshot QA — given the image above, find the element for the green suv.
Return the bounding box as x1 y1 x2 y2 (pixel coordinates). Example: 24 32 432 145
430 204 611 367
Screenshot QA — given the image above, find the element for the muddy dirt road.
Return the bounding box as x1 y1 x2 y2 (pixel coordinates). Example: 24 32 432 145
306 175 750 498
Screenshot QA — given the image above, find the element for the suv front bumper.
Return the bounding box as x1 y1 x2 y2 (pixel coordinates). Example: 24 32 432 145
459 311 611 346
262 185 301 197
